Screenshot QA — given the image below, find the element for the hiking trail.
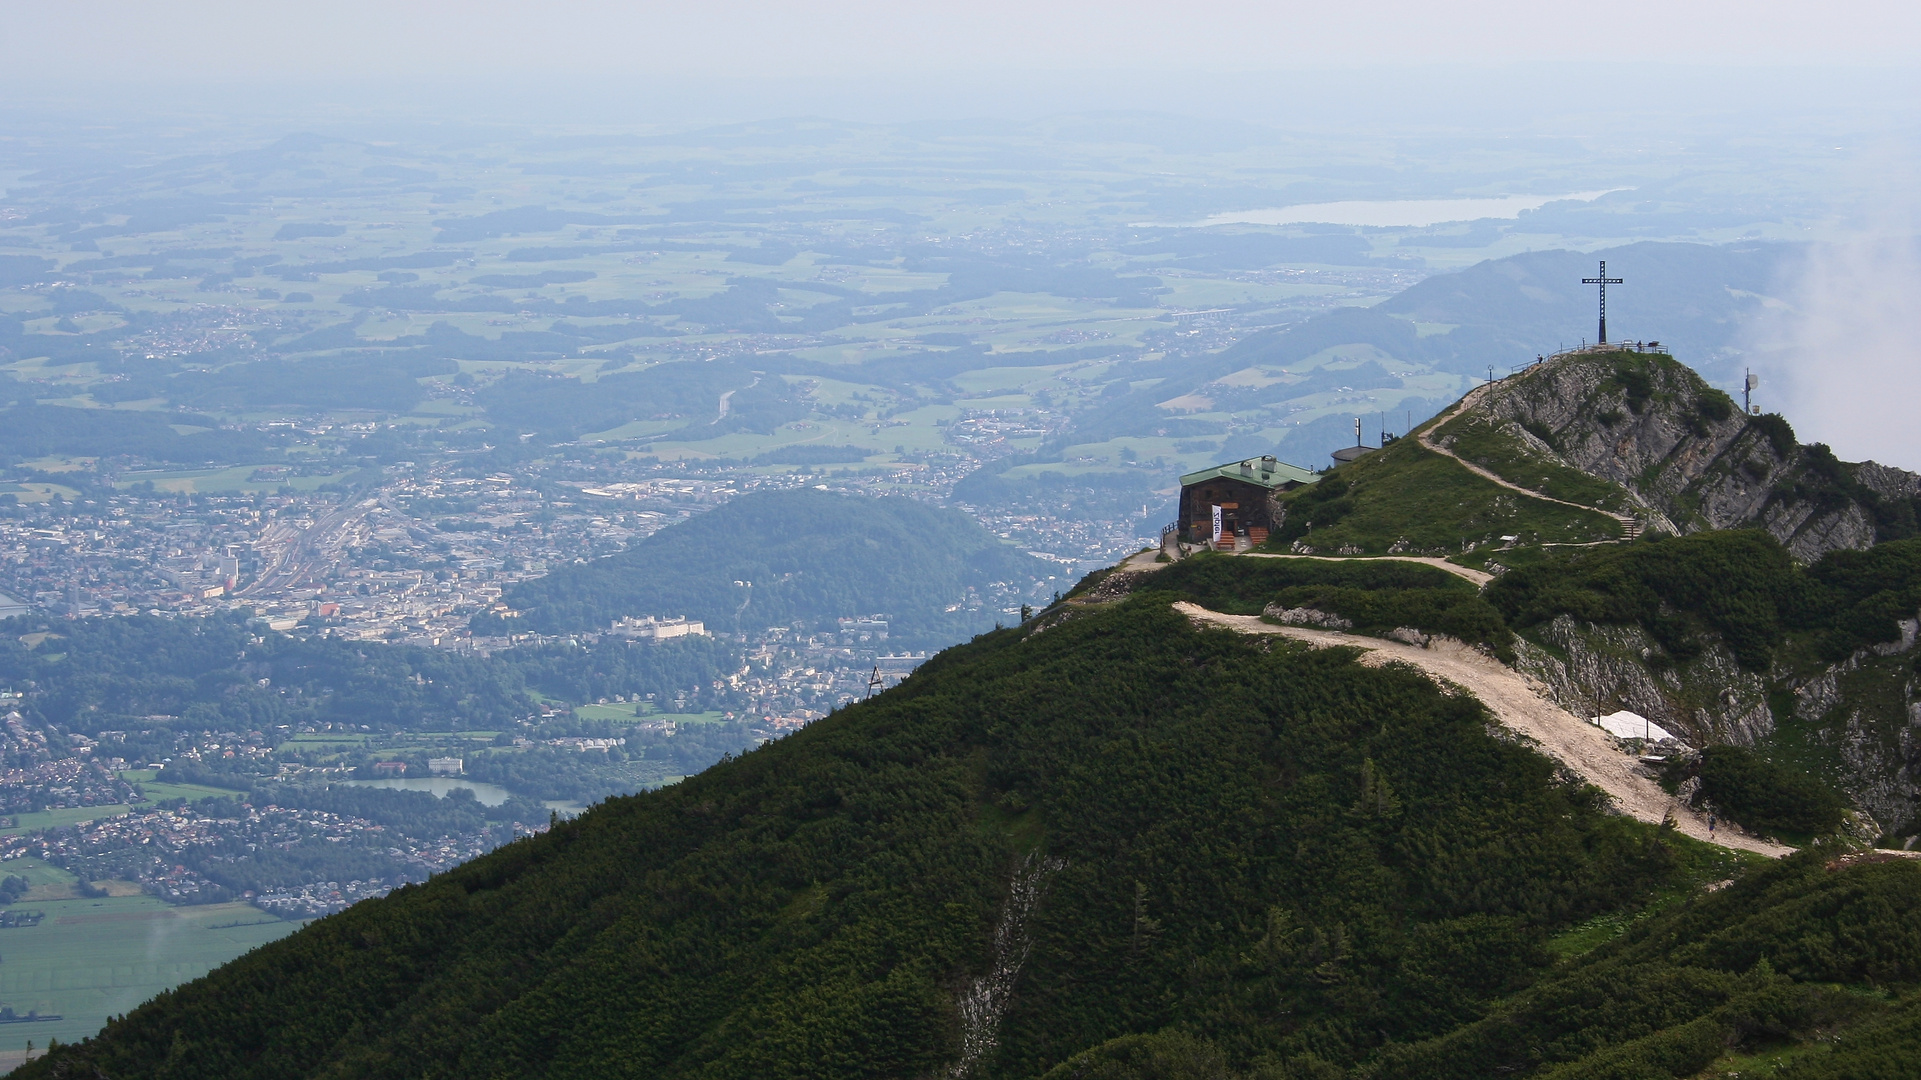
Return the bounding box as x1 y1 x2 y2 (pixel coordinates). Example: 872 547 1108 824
1173 600 1792 857
1241 552 1493 587
1418 383 1643 540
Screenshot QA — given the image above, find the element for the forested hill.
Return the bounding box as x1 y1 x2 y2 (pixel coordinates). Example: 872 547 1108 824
478 487 1057 644
22 570 1921 1080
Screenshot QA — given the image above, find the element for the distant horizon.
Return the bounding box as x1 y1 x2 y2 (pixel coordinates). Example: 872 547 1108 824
2 61 1917 133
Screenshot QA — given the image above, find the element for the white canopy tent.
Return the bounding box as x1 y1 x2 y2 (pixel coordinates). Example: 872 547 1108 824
1593 710 1678 743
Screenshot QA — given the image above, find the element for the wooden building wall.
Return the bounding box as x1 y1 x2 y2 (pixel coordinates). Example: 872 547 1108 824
1179 477 1283 546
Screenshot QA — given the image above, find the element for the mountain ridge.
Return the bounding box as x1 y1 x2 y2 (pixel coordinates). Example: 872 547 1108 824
19 349 1921 1080
1428 349 1921 560
1270 347 1917 564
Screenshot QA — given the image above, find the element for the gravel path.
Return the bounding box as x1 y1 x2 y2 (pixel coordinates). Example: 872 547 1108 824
1173 601 1792 858
1240 552 1494 587
1416 383 1641 537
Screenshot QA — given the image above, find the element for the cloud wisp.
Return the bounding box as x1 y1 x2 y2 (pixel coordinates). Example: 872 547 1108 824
1749 212 1921 469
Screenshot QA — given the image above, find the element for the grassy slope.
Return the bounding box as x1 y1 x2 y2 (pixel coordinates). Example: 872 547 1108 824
1429 405 1636 515
1265 436 1622 558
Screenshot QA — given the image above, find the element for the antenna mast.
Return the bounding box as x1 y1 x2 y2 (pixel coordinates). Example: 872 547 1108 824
865 666 885 700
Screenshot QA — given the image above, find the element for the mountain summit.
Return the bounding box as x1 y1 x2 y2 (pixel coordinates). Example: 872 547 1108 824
1272 348 1919 563
1430 348 1920 559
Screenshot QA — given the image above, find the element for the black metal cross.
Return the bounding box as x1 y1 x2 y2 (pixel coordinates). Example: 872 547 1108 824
1582 260 1623 344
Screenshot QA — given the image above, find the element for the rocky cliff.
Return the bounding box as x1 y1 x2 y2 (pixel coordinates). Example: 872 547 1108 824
1508 603 1921 838
1433 349 1921 561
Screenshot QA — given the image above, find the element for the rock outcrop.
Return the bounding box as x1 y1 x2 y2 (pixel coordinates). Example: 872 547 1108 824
1444 350 1919 561
1514 608 1921 838
1511 615 1774 749
1784 646 1921 837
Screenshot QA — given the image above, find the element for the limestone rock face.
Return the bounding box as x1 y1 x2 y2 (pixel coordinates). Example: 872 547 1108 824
1511 615 1773 749
1454 351 1917 560
1785 648 1921 835
1857 461 1921 503
1260 604 1352 630
1515 611 1921 836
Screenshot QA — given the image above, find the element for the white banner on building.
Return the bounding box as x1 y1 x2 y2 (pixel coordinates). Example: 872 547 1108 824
1211 504 1223 543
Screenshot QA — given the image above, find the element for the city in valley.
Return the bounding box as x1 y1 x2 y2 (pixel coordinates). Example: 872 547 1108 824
0 82 1886 1056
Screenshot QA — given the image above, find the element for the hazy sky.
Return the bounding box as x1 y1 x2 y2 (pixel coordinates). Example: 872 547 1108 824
4 1 1917 465
5 1 1919 84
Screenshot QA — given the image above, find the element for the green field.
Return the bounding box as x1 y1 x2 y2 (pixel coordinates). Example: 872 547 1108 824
0 807 129 837
113 771 250 804
574 704 729 725
134 782 249 804
1267 433 1624 559
0 859 303 1054
114 465 360 495
571 704 645 722
0 482 78 504
277 733 370 752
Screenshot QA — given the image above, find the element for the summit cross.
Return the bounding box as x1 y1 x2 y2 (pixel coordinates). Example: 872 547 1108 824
1582 260 1623 345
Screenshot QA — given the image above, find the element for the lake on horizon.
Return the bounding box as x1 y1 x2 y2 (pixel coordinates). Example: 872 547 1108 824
1176 189 1625 229
341 777 586 816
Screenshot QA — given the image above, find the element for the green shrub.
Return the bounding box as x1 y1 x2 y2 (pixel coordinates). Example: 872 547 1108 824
1152 552 1469 614
1267 585 1512 655
1774 1003 1921 1079
13 595 1693 1080
1751 412 1796 458
1370 854 1921 1080
1271 476 1355 544
1694 746 1848 836
1519 419 1560 450
1039 1031 1234 1080
1694 391 1735 423
1148 556 1513 653
1486 530 1802 669
1792 536 1921 660
1611 364 1654 412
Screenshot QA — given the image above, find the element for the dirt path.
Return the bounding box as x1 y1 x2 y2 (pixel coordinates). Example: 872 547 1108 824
1240 552 1493 587
1122 545 1492 587
1417 385 1641 537
1172 601 1792 857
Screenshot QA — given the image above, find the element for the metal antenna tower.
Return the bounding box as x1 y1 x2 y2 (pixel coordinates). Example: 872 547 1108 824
865 665 885 700
1582 260 1624 344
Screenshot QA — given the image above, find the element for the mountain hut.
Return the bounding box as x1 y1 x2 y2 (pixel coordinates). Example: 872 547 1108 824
1176 456 1318 551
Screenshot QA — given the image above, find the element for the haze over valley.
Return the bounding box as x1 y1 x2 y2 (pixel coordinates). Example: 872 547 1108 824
0 2 1919 1074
